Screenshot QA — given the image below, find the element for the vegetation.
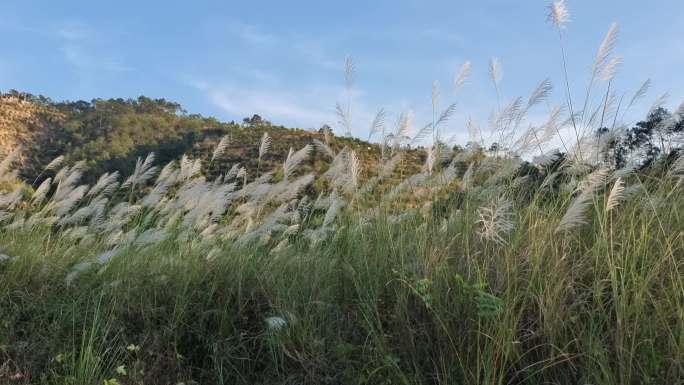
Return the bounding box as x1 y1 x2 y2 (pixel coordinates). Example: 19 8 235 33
1 1 683 384
0 92 414 185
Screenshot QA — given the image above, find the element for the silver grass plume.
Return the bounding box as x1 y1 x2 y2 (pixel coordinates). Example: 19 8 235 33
556 167 609 232
88 172 120 197
322 125 332 145
547 0 570 30
323 190 344 227
412 122 434 145
122 153 157 189
476 196 515 245
435 103 458 130
367 108 386 141
435 160 458 187
489 57 502 88
43 155 65 172
592 23 619 79
66 248 121 286
666 101 684 131
526 78 553 110
321 148 350 189
283 145 312 181
626 79 650 111
135 228 168 247
336 102 352 138
423 145 436 175
462 162 475 190
58 196 108 226
55 185 88 217
0 148 20 181
392 111 413 152
0 186 24 210
53 163 85 201
157 161 177 183
454 60 471 93
467 118 480 144
226 163 241 179
349 150 361 191
600 56 621 82
141 175 174 207
606 177 625 212
313 139 335 158
211 134 231 162
533 150 561 168
668 152 684 179
178 155 202 181
540 105 564 144
272 174 315 203
259 132 272 161
32 177 52 205
648 93 668 116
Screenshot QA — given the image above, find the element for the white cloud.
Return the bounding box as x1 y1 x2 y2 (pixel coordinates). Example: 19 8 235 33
191 80 333 128
234 23 276 45
56 21 136 79
188 78 391 139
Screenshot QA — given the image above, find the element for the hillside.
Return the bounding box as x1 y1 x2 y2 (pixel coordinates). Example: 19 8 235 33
0 91 423 185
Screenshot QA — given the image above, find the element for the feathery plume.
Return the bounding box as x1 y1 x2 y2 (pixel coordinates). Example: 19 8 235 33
592 23 619 78
32 177 52 205
556 167 609 232
489 57 502 87
122 153 157 189
454 60 472 93
527 78 553 109
322 125 332 144
283 145 312 181
462 162 475 190
259 132 272 161
606 177 625 212
547 0 570 30
668 152 684 178
349 150 361 191
467 118 480 143
392 111 413 151
368 108 386 141
435 103 459 129
600 56 621 82
313 139 335 158
323 191 344 226
412 122 434 145
476 197 515 245
212 135 230 162
648 93 669 116
0 148 20 180
336 102 352 137
44 155 65 172
540 105 564 143
423 146 436 175
344 55 355 87
627 79 650 110
88 172 120 197
432 80 440 108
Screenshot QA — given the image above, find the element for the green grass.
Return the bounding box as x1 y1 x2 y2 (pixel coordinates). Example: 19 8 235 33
1 169 682 384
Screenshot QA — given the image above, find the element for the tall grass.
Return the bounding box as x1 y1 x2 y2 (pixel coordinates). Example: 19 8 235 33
1 1 683 384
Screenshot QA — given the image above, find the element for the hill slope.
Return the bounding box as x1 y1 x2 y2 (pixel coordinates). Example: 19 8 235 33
0 91 422 184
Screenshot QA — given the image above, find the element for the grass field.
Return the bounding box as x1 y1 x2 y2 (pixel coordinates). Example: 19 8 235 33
1 1 683 384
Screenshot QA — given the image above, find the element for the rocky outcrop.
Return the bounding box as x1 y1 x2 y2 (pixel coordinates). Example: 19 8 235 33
0 94 64 176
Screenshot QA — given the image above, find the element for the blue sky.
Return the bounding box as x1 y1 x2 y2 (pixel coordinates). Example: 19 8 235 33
0 0 682 142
